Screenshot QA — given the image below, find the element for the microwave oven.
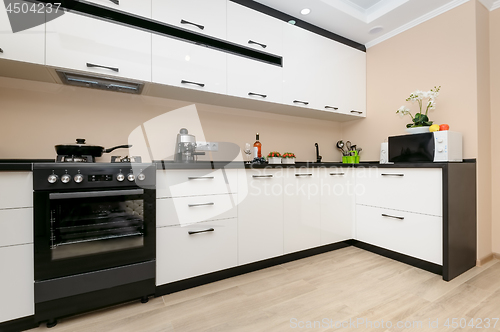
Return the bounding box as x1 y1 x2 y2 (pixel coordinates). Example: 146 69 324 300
389 131 463 162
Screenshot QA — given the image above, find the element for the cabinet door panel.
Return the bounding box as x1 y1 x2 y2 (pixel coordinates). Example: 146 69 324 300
152 35 226 94
0 208 33 248
85 0 151 17
0 172 32 209
237 169 283 265
152 0 226 40
0 244 34 322
334 47 366 117
46 11 152 82
0 1 44 64
284 169 321 253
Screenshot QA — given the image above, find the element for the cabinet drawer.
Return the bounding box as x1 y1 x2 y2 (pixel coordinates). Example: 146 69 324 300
0 208 33 248
46 11 151 82
356 205 442 265
0 172 33 209
152 0 226 40
156 218 237 285
157 194 237 227
356 168 442 216
0 244 34 322
85 0 151 18
156 169 237 198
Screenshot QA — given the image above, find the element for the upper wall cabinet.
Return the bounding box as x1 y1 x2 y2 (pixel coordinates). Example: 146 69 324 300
0 1 44 64
152 35 227 95
152 0 226 40
46 11 152 82
84 0 152 18
227 1 283 56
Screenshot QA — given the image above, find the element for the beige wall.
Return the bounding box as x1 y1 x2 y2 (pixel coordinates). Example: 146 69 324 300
0 76 342 162
343 0 478 161
490 8 500 254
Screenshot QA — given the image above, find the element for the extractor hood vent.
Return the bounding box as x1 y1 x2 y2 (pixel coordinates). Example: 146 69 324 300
57 71 144 95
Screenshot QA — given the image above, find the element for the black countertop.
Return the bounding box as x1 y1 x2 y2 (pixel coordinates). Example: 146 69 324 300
0 159 476 171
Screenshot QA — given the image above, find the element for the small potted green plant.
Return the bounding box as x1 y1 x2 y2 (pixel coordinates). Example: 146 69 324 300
281 152 296 164
267 151 282 164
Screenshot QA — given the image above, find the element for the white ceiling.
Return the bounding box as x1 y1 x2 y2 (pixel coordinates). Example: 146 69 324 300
254 0 499 48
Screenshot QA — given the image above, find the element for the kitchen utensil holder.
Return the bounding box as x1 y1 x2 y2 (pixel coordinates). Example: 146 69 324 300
342 151 359 164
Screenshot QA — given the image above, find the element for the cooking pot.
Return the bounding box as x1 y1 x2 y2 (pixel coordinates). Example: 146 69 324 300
55 139 132 157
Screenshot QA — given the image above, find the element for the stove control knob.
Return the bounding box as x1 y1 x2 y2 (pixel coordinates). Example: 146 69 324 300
47 174 58 184
127 173 135 182
116 173 125 182
74 174 84 183
137 173 146 181
61 174 71 184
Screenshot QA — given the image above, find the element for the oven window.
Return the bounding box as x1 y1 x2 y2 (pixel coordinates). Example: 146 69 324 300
50 196 145 260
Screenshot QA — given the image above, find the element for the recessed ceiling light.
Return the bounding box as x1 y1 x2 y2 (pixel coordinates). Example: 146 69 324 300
300 8 311 15
369 26 384 34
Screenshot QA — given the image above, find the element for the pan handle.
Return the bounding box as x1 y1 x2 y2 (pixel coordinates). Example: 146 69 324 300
104 144 132 153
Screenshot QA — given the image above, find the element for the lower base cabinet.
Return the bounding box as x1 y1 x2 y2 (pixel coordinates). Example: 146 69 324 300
0 244 34 323
356 205 442 265
156 219 237 285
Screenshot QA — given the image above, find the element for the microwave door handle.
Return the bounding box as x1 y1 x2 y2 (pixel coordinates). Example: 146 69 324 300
49 189 144 200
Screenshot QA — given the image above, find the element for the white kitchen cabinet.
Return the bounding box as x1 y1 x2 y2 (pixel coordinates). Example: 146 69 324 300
152 34 226 95
152 0 226 40
156 193 237 227
156 218 237 285
0 1 44 64
320 168 355 245
0 244 34 323
84 0 151 18
356 168 442 216
227 1 283 55
46 10 151 82
356 205 442 265
0 172 32 209
227 55 282 104
237 169 284 265
283 168 321 253
0 208 33 247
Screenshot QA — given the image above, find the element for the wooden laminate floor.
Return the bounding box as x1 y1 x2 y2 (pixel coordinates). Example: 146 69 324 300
28 247 500 332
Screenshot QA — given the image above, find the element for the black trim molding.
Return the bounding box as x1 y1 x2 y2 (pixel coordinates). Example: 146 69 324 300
0 316 38 332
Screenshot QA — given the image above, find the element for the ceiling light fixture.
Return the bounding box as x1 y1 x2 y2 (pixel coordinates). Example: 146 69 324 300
369 26 384 34
300 8 311 15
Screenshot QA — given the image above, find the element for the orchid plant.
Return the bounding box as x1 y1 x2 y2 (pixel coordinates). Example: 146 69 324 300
396 86 441 128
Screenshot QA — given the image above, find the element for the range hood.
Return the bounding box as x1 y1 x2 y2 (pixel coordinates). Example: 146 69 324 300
56 70 144 94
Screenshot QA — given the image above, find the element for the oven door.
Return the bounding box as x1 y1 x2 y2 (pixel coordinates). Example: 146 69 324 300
34 187 156 281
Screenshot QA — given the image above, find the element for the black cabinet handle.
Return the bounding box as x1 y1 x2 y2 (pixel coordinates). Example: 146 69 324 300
325 106 339 110
252 174 273 178
248 40 267 49
181 19 205 30
86 63 119 72
0 48 3 53
188 176 214 180
188 202 215 207
381 173 404 177
188 228 214 235
248 92 267 98
293 100 309 105
351 110 363 114
382 214 405 220
329 172 345 176
181 80 205 87
295 173 313 177
108 0 119 5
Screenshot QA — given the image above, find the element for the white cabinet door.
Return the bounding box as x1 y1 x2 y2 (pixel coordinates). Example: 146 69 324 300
0 1 44 64
46 11 152 82
237 169 284 265
0 208 33 248
0 172 32 209
356 205 442 265
156 219 237 285
283 168 321 253
227 54 282 104
227 1 283 55
0 244 34 323
320 168 354 244
152 34 226 94
335 46 366 117
152 0 226 40
356 168 443 216
282 24 322 110
84 0 151 18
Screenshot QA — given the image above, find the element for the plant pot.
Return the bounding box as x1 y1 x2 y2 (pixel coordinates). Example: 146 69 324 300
268 157 281 164
282 157 295 164
405 126 430 134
